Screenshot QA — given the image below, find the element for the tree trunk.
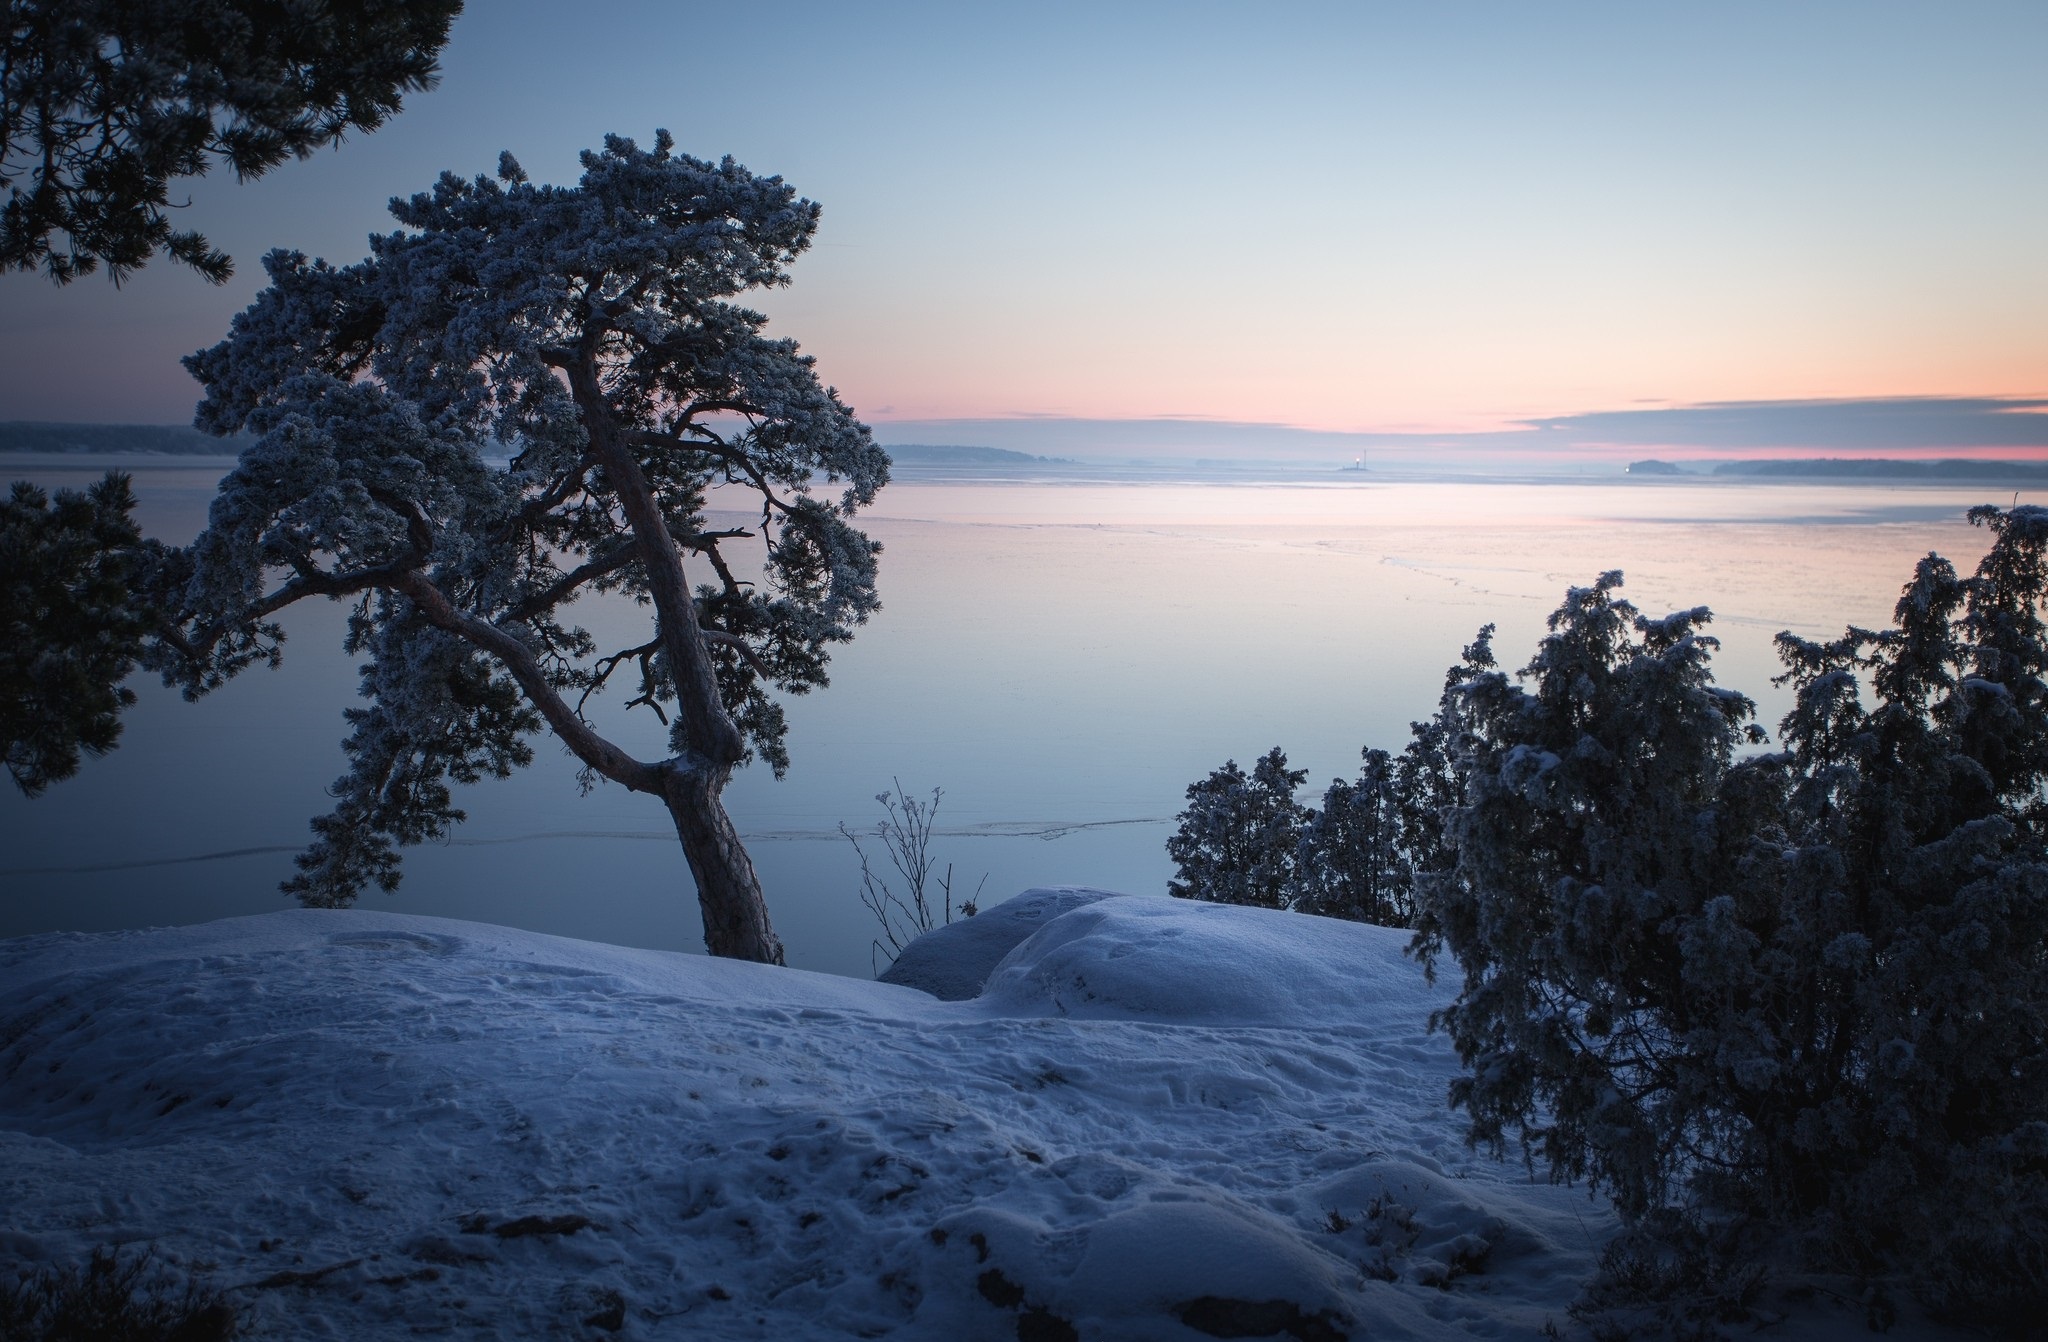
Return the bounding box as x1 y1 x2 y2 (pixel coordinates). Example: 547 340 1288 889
663 764 785 964
559 362 784 963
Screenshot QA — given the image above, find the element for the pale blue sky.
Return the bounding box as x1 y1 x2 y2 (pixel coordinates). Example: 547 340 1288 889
2 0 2042 451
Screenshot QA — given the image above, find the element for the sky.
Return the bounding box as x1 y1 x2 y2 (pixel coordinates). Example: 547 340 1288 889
2 0 2044 461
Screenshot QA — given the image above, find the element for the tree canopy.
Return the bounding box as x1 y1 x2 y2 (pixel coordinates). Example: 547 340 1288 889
2 0 461 283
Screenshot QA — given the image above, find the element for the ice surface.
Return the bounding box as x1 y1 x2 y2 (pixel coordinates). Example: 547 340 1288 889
0 899 1967 1338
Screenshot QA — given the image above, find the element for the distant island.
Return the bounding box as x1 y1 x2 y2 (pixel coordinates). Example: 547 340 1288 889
1622 456 2048 480
0 421 243 454
1712 457 2048 480
882 443 1076 466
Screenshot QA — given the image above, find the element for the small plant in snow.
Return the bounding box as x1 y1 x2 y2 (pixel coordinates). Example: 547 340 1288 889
1568 1213 1769 1342
842 781 985 971
0 1246 233 1342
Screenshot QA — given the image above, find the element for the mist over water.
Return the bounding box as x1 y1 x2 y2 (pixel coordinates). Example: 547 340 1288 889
0 458 2006 976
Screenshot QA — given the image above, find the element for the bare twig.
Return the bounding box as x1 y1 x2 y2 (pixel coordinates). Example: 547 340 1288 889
841 780 986 973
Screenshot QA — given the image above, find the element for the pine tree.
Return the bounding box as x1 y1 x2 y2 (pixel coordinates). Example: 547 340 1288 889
5 132 888 965
1415 573 1763 1216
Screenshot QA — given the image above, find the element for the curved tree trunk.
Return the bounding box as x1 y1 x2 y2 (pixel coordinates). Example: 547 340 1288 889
564 361 785 965
663 765 785 964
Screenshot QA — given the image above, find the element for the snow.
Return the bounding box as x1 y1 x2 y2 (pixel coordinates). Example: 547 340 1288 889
879 885 1118 1000
0 890 1963 1338
976 895 1440 1027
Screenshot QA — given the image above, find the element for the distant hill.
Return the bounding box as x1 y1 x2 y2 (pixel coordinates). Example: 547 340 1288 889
0 422 241 454
1712 457 2048 480
882 443 1075 466
1625 459 1685 475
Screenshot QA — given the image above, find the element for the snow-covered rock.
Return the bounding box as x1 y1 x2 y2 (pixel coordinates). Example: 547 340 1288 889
978 895 1438 1025
2 900 1616 1339
879 885 1121 1000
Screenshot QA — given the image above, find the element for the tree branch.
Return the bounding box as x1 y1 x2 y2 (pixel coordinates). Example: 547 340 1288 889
518 461 591 523
503 540 637 623
501 526 754 625
624 427 798 520
566 359 747 766
701 628 771 679
392 569 665 794
577 636 663 719
165 548 419 667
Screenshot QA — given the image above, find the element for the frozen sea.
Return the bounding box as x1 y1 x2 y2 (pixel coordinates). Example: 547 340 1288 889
0 456 2012 976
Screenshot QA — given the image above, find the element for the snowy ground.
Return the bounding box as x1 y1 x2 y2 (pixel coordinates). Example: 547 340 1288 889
0 891 1965 1339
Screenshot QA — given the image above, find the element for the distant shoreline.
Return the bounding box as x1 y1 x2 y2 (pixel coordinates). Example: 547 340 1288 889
1630 456 2048 481
0 421 246 454
8 425 2045 486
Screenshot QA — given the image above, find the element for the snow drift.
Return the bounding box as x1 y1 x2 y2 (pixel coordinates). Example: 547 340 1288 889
0 891 1617 1339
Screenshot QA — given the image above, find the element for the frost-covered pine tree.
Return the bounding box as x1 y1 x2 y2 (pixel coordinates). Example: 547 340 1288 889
1394 626 1494 899
140 132 887 964
1761 508 2048 1312
1165 747 1309 908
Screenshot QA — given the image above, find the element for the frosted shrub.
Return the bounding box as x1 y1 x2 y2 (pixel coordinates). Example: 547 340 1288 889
1167 747 1309 909
1294 748 1416 925
1414 509 2048 1321
1168 729 1463 928
0 475 158 796
3 1 458 283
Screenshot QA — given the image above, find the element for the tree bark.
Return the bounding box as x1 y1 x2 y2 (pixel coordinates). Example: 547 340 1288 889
663 763 785 964
565 360 745 767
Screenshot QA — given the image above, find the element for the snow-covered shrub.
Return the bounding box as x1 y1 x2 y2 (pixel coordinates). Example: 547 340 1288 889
1568 1212 1769 1342
1414 509 2048 1321
1170 636 1498 930
1169 735 1457 929
1294 748 1416 926
1166 747 1309 908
